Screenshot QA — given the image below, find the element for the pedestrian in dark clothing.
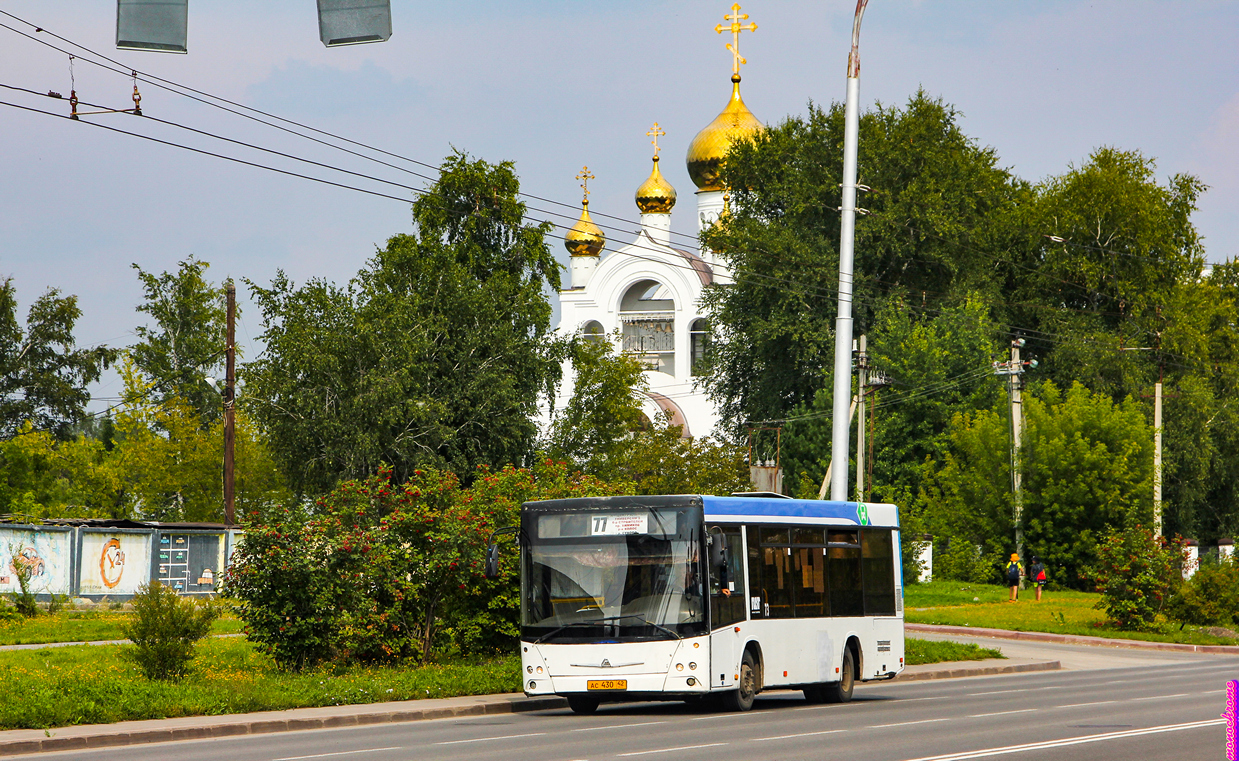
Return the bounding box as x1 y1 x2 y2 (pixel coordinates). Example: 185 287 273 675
1028 555 1047 601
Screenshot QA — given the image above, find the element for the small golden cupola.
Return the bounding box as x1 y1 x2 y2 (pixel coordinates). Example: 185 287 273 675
686 4 764 192
636 123 677 214
564 166 605 258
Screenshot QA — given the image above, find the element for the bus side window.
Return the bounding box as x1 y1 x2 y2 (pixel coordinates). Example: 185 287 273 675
760 527 794 619
746 525 764 617
793 528 828 617
862 529 897 616
827 530 863 617
708 526 746 628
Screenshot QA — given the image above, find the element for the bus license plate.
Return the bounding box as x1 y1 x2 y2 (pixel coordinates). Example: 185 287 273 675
587 680 627 691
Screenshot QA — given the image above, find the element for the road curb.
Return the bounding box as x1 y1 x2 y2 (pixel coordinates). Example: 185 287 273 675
0 656 1066 757
891 659 1060 682
907 623 1239 654
0 696 568 757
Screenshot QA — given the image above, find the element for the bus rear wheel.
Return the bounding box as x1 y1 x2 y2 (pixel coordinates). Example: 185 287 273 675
824 648 855 703
722 650 758 712
566 695 601 715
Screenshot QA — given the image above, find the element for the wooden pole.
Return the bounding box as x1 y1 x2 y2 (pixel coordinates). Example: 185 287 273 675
224 280 235 526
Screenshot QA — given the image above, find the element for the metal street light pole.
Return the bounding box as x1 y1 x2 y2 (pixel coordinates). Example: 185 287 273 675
829 0 869 502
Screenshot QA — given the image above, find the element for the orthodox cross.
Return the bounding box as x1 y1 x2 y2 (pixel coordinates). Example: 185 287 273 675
647 123 666 158
576 166 595 204
715 3 757 78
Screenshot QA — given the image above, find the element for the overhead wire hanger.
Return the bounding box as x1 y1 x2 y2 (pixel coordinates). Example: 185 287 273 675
67 55 143 118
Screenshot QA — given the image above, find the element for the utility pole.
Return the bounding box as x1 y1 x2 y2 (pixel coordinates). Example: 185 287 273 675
855 334 868 502
994 338 1035 563
224 280 236 527
1153 379 1163 535
1010 339 1023 563
828 0 869 502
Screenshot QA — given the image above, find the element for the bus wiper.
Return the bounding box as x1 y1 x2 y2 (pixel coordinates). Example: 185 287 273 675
599 614 682 640
533 615 681 644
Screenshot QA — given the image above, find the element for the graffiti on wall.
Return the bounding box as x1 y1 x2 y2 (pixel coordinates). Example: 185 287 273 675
0 529 72 595
157 533 223 594
100 538 126 589
79 532 150 595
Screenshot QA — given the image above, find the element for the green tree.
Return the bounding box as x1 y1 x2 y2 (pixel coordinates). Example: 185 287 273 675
130 257 229 426
608 413 750 496
113 359 288 522
780 296 1003 507
0 278 114 440
700 92 1024 432
246 152 563 495
546 334 647 477
921 381 1153 588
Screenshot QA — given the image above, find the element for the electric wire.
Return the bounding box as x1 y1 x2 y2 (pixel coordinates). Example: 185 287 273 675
0 12 708 248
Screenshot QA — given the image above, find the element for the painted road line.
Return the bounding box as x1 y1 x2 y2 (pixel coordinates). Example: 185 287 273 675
968 709 1037 718
617 743 728 756
966 686 1063 697
572 721 668 732
1130 693 1190 701
435 732 547 746
900 719 1224 761
274 749 402 761
1056 700 1117 708
869 718 951 729
752 729 848 742
690 712 763 721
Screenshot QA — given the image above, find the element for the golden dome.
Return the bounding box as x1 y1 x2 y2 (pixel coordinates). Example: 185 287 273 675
635 156 677 214
564 200 605 258
686 75 763 192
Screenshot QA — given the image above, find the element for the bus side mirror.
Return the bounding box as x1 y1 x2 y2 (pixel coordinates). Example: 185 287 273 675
484 545 500 579
709 537 727 574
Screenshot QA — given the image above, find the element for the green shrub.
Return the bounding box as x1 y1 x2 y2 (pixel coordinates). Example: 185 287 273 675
935 538 1001 584
6 543 39 618
1166 558 1239 627
121 581 219 681
227 460 627 670
1086 524 1184 631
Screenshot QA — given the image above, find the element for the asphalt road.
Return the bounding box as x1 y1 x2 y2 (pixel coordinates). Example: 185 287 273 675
37 647 1238 761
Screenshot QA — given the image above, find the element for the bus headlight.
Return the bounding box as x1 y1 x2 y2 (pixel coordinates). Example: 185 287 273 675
528 680 536 690
536 666 543 673
676 663 684 671
686 677 698 686
689 662 697 670
527 665 533 674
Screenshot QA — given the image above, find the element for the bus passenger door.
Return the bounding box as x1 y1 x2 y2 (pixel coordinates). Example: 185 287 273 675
708 526 745 689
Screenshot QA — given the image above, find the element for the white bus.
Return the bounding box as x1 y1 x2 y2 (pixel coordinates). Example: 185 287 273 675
487 494 905 714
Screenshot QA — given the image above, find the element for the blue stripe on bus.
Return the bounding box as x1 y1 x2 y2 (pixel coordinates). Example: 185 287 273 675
700 496 888 525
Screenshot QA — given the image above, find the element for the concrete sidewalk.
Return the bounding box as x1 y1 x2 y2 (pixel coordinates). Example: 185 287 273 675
906 623 1239 654
0 659 1059 756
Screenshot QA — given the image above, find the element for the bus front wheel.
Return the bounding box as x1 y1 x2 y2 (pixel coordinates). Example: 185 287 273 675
566 695 600 714
723 650 758 712
824 648 856 703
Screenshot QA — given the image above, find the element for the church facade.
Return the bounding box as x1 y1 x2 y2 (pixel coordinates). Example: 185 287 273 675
549 5 764 440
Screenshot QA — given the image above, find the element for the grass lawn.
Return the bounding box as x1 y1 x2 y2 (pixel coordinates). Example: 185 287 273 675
904 580 1239 646
905 637 1003 665
0 611 244 646
0 638 520 730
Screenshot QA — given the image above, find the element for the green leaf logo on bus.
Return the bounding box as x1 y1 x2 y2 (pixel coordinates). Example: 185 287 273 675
856 503 870 526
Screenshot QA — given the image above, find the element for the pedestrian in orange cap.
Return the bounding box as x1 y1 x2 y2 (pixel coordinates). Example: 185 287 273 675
1005 553 1022 601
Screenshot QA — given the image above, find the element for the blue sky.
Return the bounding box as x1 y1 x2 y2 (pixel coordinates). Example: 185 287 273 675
1 1 1236 408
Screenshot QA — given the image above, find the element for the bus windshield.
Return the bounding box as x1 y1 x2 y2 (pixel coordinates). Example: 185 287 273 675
521 506 706 642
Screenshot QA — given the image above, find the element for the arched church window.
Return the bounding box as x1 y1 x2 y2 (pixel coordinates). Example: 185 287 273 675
580 320 605 343
690 318 710 376
619 279 675 376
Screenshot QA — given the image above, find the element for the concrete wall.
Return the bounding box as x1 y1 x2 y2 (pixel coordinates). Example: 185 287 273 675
0 524 242 599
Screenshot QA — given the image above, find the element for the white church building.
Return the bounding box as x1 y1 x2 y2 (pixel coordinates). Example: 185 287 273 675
549 6 765 440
